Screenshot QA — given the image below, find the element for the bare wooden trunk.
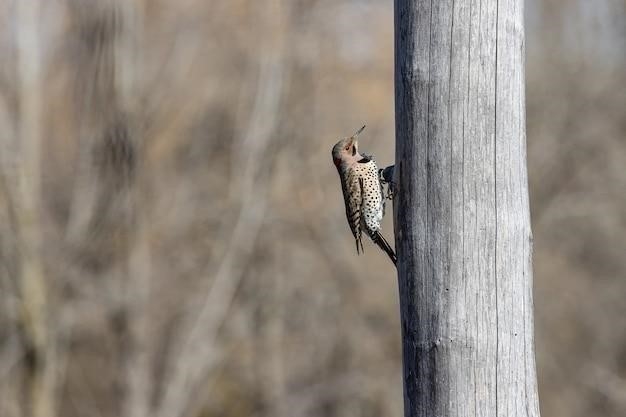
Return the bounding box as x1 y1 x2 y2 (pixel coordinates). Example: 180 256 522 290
393 1 541 416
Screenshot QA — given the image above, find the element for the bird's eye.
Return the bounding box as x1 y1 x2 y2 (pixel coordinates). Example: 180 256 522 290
345 146 351 151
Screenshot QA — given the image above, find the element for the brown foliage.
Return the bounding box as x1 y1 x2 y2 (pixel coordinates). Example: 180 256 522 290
0 1 624 417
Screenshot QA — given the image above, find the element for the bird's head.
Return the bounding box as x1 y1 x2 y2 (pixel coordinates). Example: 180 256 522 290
332 125 366 167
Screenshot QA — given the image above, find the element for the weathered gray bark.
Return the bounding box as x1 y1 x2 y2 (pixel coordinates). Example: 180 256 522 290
393 1 540 417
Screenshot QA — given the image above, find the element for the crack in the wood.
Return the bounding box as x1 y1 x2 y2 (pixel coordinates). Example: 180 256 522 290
466 0 474 414
494 1 500 415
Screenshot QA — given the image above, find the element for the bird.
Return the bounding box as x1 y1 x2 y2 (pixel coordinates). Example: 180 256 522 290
331 125 397 266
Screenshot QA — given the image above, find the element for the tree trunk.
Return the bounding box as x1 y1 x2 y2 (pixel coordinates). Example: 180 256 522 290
393 1 541 416
13 2 56 417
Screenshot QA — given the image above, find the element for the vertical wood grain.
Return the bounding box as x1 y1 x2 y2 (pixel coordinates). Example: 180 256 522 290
394 0 540 416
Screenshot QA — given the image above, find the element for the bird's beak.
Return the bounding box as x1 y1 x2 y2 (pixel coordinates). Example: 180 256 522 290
350 125 366 147
353 125 366 138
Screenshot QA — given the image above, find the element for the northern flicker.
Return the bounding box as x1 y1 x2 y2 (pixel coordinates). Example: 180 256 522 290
331 126 397 266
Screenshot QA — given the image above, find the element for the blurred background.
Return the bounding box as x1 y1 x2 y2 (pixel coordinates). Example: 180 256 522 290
0 0 624 417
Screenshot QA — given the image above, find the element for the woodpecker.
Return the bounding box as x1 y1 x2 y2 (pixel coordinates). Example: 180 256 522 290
331 126 397 266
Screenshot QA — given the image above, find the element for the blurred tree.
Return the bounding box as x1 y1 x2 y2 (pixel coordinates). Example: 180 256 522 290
8 2 56 417
394 1 540 416
1 1 622 416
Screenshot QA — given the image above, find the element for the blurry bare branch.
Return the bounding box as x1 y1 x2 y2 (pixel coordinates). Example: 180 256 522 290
4 1 57 417
65 0 139 245
156 3 290 416
0 1 623 417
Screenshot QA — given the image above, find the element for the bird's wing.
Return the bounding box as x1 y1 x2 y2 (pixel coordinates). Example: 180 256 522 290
356 177 365 254
342 169 364 254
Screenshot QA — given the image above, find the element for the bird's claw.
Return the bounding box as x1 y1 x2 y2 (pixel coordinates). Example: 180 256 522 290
384 183 395 200
379 167 396 200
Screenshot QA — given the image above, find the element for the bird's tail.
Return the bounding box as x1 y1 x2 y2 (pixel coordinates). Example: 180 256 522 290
370 231 397 266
